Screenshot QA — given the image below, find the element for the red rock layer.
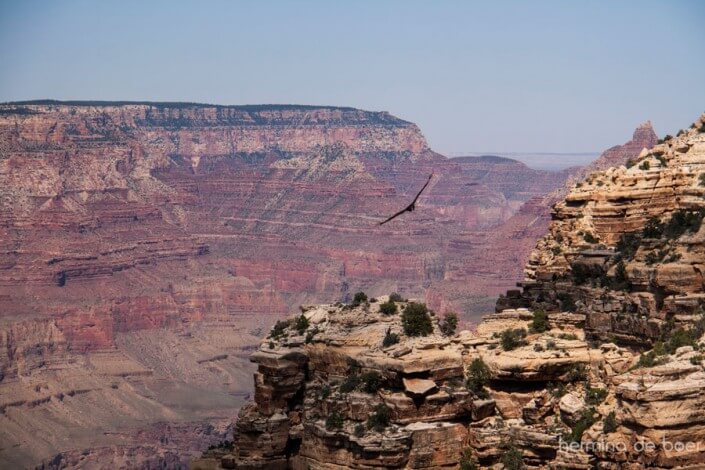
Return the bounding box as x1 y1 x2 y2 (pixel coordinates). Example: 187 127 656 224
0 101 581 466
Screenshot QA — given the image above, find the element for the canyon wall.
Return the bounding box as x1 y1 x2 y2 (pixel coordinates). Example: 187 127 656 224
0 101 575 468
212 115 705 469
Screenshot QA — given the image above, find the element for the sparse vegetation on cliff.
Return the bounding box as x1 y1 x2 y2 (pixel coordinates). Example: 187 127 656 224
294 314 310 334
500 444 526 470
500 328 528 351
401 302 433 336
603 411 618 434
439 312 459 336
325 412 344 430
379 299 398 315
382 329 400 347
530 309 549 333
466 358 491 398
367 404 391 431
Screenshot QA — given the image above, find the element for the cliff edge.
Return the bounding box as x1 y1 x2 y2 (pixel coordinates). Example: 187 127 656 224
210 113 705 469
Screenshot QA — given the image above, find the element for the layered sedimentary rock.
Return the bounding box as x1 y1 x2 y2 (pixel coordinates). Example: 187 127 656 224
428 122 657 315
218 114 705 469
0 101 578 467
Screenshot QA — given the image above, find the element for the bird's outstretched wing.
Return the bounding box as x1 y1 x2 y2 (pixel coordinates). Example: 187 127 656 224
409 173 434 206
379 173 434 225
379 206 410 225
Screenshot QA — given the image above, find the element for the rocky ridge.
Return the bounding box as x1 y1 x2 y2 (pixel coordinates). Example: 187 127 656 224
210 114 705 469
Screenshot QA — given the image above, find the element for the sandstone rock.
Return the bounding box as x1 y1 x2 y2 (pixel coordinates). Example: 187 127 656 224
403 378 438 397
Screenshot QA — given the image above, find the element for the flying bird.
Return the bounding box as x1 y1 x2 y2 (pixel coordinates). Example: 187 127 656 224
379 173 434 225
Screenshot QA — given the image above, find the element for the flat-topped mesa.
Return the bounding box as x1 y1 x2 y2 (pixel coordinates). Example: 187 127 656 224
0 101 430 156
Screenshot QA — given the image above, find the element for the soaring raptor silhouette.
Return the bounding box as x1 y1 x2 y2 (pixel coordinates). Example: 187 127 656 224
379 173 434 225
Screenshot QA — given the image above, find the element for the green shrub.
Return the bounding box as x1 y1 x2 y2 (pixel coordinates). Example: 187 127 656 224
389 292 404 302
565 363 587 382
294 314 310 334
353 423 366 437
501 328 528 351
439 312 459 336
382 329 400 347
547 381 566 398
699 174 705 187
585 387 608 405
340 374 361 393
567 408 597 443
533 343 544 352
401 303 433 337
459 448 478 470
616 232 641 260
663 209 705 239
611 261 630 291
500 444 525 470
367 404 391 431
645 251 661 265
351 291 368 307
305 327 319 343
643 217 664 238
379 300 397 315
559 333 578 340
546 339 557 350
635 350 666 368
583 232 598 243
360 371 383 393
664 328 698 353
603 411 618 434
529 310 549 333
326 411 344 430
639 160 650 171
466 358 491 398
270 319 290 339
557 293 577 312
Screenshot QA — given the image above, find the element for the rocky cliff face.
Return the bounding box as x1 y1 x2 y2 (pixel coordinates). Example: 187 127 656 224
0 101 578 467
214 114 705 469
427 123 658 316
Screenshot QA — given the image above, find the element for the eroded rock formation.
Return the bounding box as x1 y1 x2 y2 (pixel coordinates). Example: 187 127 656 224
0 101 580 468
214 114 705 469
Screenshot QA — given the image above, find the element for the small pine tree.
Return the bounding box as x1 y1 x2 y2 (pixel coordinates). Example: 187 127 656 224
501 444 525 470
466 358 491 398
401 303 433 337
603 411 617 434
294 314 310 334
529 310 549 333
379 300 397 315
439 312 459 336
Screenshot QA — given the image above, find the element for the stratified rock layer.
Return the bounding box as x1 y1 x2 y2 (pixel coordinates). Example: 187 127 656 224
0 101 577 468
218 114 705 469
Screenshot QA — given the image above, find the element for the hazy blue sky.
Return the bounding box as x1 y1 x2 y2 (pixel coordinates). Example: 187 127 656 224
1 0 704 156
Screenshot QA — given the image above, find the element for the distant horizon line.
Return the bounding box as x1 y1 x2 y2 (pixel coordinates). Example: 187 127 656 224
448 151 600 157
